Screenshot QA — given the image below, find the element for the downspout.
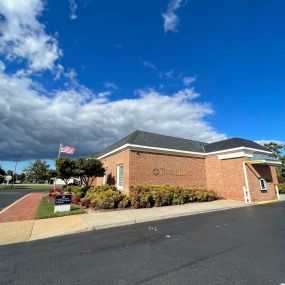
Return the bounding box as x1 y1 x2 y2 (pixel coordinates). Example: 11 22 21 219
242 161 251 203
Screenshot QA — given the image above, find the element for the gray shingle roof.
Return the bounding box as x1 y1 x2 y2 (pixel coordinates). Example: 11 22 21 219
204 137 269 153
97 131 269 157
97 130 207 157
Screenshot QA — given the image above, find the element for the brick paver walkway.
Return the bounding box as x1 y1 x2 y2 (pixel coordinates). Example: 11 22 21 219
0 193 44 223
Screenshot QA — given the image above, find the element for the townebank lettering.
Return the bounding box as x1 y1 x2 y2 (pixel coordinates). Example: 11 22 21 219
153 168 184 176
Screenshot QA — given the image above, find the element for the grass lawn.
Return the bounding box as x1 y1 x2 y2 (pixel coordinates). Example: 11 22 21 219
0 184 61 191
36 198 85 219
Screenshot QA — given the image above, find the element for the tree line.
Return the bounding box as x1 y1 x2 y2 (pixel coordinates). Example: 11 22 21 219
0 157 105 187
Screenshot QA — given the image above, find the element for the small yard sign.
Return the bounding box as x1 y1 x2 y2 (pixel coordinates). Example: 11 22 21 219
54 194 71 213
5 175 12 185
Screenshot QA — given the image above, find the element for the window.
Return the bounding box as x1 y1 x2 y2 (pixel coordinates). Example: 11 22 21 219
116 164 124 191
259 178 267 192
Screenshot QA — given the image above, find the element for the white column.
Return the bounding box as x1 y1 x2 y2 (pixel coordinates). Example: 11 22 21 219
275 185 280 200
242 162 251 203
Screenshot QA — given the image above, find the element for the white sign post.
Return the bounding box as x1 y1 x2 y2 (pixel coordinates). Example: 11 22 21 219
5 175 12 185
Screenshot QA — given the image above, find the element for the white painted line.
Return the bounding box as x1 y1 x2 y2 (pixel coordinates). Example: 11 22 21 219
0 193 33 215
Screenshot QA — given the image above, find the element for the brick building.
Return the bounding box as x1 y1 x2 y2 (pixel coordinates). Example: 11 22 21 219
94 130 281 203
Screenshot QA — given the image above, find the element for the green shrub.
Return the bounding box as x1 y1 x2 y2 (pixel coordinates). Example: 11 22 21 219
278 183 285 194
92 185 118 192
70 186 83 196
85 185 118 200
118 196 131 208
83 185 129 209
173 187 196 205
130 185 218 208
91 189 118 209
80 197 91 208
151 185 173 207
129 185 154 208
90 189 130 209
61 185 90 198
195 190 218 202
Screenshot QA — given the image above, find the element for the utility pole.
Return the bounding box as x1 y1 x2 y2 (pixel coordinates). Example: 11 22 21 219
11 153 22 190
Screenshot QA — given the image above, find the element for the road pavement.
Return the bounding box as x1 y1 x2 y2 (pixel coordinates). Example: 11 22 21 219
0 188 45 211
1 201 285 284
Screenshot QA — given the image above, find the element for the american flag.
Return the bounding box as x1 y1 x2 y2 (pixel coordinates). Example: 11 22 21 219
60 145 75 154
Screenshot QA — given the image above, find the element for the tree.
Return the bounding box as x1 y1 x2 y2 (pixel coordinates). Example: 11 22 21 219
24 160 50 183
55 157 76 185
74 158 105 187
47 169 58 185
264 142 285 182
0 166 6 184
0 166 5 176
264 142 283 158
18 173 26 183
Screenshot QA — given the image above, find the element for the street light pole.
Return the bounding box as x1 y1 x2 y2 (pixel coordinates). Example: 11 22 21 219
11 153 22 190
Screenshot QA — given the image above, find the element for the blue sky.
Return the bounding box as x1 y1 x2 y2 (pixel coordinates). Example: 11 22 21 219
0 0 284 172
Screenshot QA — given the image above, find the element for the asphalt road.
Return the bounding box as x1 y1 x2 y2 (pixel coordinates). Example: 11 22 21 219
0 188 45 211
1 202 285 285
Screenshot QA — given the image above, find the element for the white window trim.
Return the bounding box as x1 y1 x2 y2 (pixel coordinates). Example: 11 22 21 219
116 164 124 191
259 178 267 192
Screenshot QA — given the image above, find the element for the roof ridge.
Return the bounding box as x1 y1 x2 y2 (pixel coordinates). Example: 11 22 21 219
133 130 207 145
128 130 140 143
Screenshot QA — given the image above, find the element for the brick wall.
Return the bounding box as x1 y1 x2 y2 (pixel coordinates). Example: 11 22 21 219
128 151 207 189
205 156 246 201
94 150 130 193
246 164 278 202
94 149 279 202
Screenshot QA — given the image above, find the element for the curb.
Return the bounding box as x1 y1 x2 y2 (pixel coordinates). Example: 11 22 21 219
256 200 279 205
28 226 93 242
2 201 278 245
12 204 252 242
92 204 252 230
0 193 33 215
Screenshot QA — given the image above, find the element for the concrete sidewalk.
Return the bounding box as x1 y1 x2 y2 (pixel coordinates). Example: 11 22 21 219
0 199 252 246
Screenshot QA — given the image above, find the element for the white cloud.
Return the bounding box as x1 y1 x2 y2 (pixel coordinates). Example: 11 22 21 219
142 60 175 79
0 61 5 71
104 82 118 90
162 0 186 33
65 68 77 80
68 0 78 20
142 61 157 70
0 0 226 161
0 71 226 160
182 76 196 86
164 70 175 79
0 0 62 73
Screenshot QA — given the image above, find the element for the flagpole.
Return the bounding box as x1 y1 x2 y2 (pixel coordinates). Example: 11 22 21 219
57 143 62 159
54 143 62 190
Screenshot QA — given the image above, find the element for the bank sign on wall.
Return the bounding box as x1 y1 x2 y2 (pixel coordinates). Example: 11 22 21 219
152 168 184 176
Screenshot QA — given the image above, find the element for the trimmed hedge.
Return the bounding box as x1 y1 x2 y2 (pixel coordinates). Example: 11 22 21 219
63 185 90 198
129 185 218 209
82 185 130 209
79 184 218 210
278 183 285 194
